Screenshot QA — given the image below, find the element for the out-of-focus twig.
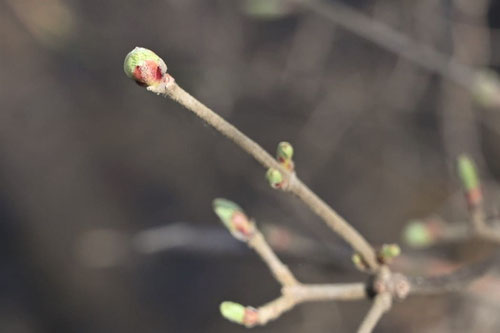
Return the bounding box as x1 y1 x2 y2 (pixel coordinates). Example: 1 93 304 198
408 253 497 295
459 155 500 243
405 156 500 247
357 292 392 333
293 0 500 111
293 0 475 88
404 217 500 247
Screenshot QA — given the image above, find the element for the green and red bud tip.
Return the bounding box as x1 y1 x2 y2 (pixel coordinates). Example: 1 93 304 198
212 198 254 240
213 198 244 228
403 221 433 248
124 47 167 87
380 244 401 259
231 211 254 239
266 168 284 189
457 155 480 192
277 141 294 161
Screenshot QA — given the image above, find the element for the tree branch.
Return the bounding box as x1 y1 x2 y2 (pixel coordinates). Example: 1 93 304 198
248 231 298 287
357 292 392 333
408 253 498 295
147 75 379 271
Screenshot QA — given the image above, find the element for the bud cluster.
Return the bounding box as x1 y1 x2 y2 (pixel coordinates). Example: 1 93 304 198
266 142 295 189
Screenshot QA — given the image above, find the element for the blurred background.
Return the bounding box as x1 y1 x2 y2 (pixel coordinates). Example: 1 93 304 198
1 0 500 332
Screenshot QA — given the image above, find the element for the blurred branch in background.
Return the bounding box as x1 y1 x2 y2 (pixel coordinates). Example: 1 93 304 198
5 0 75 49
439 0 490 183
292 0 500 109
130 218 500 298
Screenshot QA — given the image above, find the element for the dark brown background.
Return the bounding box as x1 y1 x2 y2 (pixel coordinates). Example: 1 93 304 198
0 0 499 332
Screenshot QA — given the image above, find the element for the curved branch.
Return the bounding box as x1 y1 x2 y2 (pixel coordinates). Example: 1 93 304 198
148 77 379 271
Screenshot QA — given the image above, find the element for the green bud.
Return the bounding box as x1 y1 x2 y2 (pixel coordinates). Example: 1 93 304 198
212 198 253 241
380 244 401 259
403 221 432 248
277 141 294 161
352 253 362 266
266 168 283 189
220 301 246 324
213 198 243 229
124 47 167 86
457 155 479 191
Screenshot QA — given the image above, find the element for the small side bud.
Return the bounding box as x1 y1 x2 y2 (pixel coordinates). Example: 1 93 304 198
124 47 167 87
352 253 362 267
220 301 246 324
266 168 284 189
276 141 295 171
381 244 401 258
277 141 294 161
403 220 433 248
352 253 369 271
457 154 482 207
213 198 255 241
378 244 401 264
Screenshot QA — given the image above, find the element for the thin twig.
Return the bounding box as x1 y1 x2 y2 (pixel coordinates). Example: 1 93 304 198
357 292 392 333
476 227 500 243
405 217 500 247
249 231 298 287
148 77 379 271
255 295 296 326
471 205 487 231
254 283 367 326
287 283 367 302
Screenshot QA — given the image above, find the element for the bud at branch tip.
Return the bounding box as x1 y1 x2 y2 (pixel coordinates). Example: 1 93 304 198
124 47 168 87
212 198 255 241
220 301 246 324
457 154 479 192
